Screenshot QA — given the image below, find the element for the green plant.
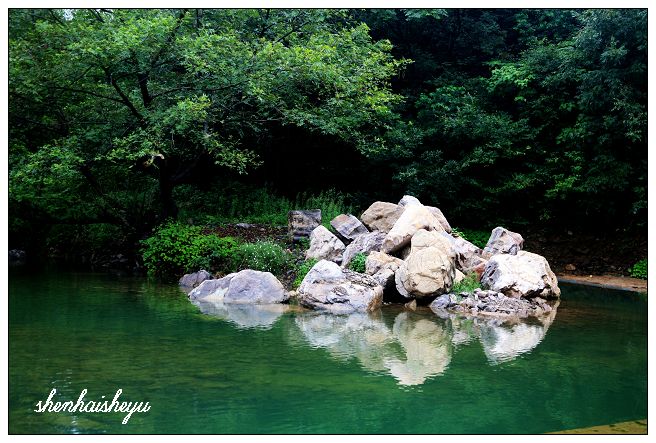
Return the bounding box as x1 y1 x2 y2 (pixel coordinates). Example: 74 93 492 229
189 235 240 274
232 241 293 276
140 222 204 280
347 252 368 273
293 258 319 288
454 228 491 249
629 259 647 280
451 272 481 293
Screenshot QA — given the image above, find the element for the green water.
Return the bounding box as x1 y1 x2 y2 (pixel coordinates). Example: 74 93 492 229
8 270 647 434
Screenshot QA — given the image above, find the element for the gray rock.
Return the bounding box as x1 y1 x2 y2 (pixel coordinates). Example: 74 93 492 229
360 202 404 233
483 226 524 256
440 232 487 274
188 274 236 301
288 209 322 242
330 214 369 242
298 260 383 313
179 270 213 288
481 251 560 299
306 225 346 263
342 231 386 267
188 270 288 304
223 269 289 304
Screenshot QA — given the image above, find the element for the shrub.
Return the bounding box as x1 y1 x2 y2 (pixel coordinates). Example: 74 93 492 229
629 259 647 280
140 222 204 279
451 272 481 293
347 253 367 274
232 240 293 276
189 235 240 274
293 258 319 288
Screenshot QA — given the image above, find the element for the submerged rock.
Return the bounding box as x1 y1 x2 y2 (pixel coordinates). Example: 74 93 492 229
288 209 322 242
306 225 346 263
483 226 524 256
481 251 560 299
179 270 213 288
330 214 369 243
188 269 288 304
297 260 383 313
360 201 404 233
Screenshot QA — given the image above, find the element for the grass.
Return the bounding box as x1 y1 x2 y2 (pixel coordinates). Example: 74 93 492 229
451 272 481 293
452 227 490 249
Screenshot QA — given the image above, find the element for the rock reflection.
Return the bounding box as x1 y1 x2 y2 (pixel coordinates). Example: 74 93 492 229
294 311 452 386
293 303 559 385
192 299 291 330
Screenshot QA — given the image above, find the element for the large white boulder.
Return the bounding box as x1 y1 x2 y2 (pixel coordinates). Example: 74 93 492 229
481 251 560 299
359 201 404 233
298 260 383 313
382 204 445 254
188 270 288 304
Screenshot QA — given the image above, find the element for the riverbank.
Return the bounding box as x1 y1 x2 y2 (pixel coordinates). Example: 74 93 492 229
549 419 647 434
557 274 647 293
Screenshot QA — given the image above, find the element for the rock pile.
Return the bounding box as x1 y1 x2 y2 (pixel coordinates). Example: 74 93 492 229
295 195 560 318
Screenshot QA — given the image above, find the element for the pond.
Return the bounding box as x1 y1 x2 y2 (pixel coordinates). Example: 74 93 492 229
8 270 647 434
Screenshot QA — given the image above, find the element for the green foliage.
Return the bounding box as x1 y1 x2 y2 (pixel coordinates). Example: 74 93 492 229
140 222 205 279
232 241 293 276
451 273 481 294
188 235 240 274
629 259 647 280
454 228 490 249
347 253 368 274
293 258 319 288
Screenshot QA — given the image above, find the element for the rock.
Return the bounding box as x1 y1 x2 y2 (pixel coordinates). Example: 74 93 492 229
223 270 289 304
179 270 213 288
483 226 524 256
382 204 445 253
372 268 396 289
426 206 452 233
188 274 236 301
360 202 404 233
398 195 422 207
440 232 487 274
565 263 577 271
188 270 289 304
481 251 560 299
342 231 386 268
471 259 488 280
365 251 404 276
404 299 417 310
298 260 383 313
8 249 26 266
409 229 452 254
454 269 465 284
330 214 369 243
395 232 456 299
288 209 321 242
306 225 346 263
235 223 254 229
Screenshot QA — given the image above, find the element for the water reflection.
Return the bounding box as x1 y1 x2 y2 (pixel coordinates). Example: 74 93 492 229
190 297 559 384
191 299 291 330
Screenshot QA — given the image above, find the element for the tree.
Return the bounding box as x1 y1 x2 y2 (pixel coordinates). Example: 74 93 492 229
9 8 407 245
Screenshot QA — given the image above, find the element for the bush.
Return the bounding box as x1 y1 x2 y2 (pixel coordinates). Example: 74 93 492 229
347 252 367 273
232 240 293 276
189 235 240 274
140 222 204 279
629 259 647 280
293 258 319 288
451 272 481 293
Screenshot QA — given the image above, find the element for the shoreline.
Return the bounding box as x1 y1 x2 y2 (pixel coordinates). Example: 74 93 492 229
557 274 647 293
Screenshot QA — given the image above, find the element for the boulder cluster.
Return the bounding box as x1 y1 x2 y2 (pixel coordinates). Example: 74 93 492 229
295 195 560 316
180 195 560 319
